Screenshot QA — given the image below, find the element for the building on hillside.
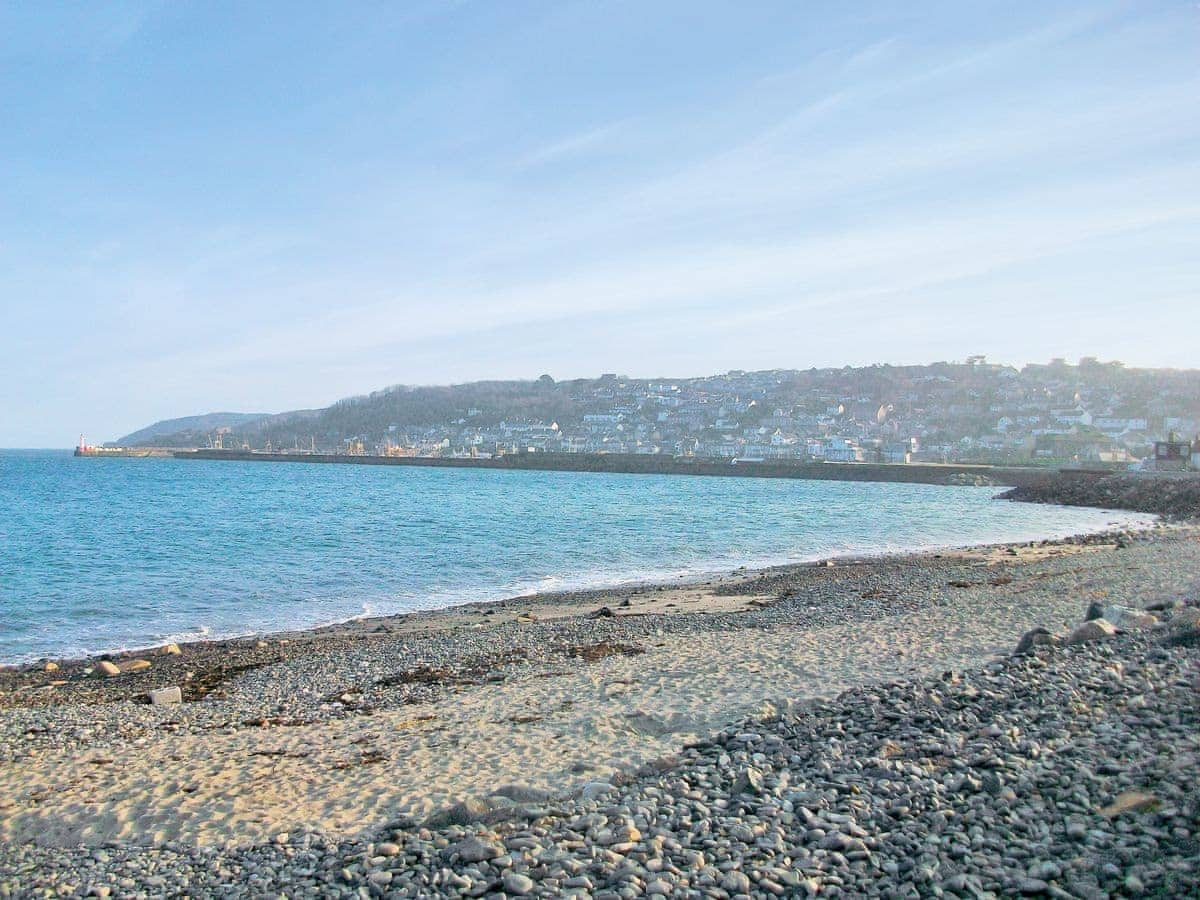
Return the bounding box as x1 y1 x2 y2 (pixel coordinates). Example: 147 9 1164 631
1148 436 1192 471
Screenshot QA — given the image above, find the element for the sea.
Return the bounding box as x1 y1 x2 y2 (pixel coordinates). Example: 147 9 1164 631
0 449 1152 664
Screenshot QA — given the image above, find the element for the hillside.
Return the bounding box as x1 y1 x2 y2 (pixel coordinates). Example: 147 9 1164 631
114 360 1200 464
114 412 271 447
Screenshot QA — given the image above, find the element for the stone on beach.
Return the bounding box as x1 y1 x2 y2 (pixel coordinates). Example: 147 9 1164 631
117 659 151 674
147 686 182 705
1100 791 1160 818
1099 605 1159 630
450 835 503 863
577 781 615 801
1066 618 1118 644
160 644 182 656
96 661 121 677
1014 627 1059 655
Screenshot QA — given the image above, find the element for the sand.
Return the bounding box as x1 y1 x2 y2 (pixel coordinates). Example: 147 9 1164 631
1 525 1196 849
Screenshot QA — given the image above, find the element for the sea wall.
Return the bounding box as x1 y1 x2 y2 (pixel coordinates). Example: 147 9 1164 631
172 449 1059 488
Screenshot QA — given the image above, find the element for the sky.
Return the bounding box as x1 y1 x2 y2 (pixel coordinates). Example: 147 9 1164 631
2 1 1198 446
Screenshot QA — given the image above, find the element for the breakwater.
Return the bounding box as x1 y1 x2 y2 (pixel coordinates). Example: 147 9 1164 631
1000 471 1200 518
73 447 175 458
172 449 1063 488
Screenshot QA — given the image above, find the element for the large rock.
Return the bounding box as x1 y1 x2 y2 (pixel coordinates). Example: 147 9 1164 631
97 661 121 677
118 659 152 674
1101 605 1159 630
147 686 182 705
1014 627 1060 655
1066 618 1118 645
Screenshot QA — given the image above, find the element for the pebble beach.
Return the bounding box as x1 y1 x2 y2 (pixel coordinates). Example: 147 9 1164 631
1 482 1199 897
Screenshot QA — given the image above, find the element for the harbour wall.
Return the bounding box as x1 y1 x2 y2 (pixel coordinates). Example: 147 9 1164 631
169 449 1070 488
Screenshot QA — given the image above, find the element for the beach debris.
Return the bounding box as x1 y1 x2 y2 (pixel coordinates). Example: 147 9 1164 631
1066 618 1118 645
1014 627 1060 655
147 686 182 706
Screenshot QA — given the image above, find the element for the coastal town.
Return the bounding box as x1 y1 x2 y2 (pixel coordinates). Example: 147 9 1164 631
120 358 1200 471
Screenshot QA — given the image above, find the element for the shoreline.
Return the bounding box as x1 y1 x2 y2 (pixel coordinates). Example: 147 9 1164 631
0 508 1156 678
2 526 1196 892
1 517 1198 895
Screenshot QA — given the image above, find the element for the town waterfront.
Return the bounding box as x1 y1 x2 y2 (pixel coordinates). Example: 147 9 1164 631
0 449 1150 664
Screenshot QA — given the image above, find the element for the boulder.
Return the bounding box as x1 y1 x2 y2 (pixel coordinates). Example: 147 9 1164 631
1100 605 1159 630
1066 618 1118 645
1014 627 1060 655
43 661 59 673
147 686 182 705
160 643 182 656
118 659 152 673
97 661 121 677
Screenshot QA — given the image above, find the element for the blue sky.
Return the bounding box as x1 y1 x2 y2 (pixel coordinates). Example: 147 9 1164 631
2 1 1198 446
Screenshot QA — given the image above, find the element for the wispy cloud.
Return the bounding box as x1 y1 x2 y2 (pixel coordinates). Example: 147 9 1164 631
514 122 624 169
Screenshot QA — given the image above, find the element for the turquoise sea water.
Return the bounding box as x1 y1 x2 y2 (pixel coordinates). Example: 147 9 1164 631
0 450 1149 663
